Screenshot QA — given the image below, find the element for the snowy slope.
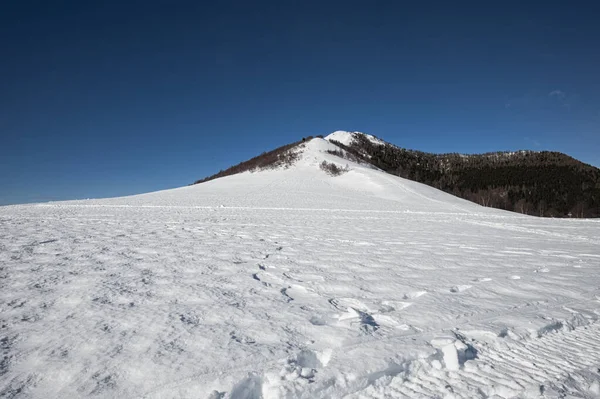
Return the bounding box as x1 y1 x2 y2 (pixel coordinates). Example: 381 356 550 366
326 130 387 147
1 138 600 399
58 138 488 214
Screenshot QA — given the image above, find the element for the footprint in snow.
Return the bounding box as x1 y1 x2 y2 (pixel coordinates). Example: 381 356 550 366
280 288 293 302
309 315 326 326
251 272 271 287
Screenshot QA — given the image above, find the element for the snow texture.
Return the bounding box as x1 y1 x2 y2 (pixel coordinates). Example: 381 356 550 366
1 137 599 398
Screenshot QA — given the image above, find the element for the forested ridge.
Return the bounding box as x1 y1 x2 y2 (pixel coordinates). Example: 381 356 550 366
332 135 600 217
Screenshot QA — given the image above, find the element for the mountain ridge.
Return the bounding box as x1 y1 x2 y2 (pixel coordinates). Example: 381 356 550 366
329 130 598 167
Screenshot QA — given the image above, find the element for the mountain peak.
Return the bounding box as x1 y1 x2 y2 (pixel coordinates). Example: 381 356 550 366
326 131 386 147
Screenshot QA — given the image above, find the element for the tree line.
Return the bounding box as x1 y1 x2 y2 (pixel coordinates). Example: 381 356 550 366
331 135 600 218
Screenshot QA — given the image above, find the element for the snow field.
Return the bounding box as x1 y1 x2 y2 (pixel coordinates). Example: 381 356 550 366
1 137 599 398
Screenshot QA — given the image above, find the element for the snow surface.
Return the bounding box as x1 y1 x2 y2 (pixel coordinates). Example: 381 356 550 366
1 138 600 398
326 131 386 147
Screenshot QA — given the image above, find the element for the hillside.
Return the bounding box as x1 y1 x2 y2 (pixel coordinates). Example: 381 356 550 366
325 131 600 217
2 138 600 398
83 138 485 213
192 139 308 185
3 139 600 398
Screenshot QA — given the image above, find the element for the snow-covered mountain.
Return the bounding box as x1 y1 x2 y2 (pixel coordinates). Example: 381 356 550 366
1 135 599 398
74 136 488 214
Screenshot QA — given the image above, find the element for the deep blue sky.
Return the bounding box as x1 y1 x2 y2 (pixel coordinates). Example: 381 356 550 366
2 1 599 204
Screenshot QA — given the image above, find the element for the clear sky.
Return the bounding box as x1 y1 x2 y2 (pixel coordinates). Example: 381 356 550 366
2 1 599 205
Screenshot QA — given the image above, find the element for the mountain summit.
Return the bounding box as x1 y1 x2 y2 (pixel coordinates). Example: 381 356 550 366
325 130 387 146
